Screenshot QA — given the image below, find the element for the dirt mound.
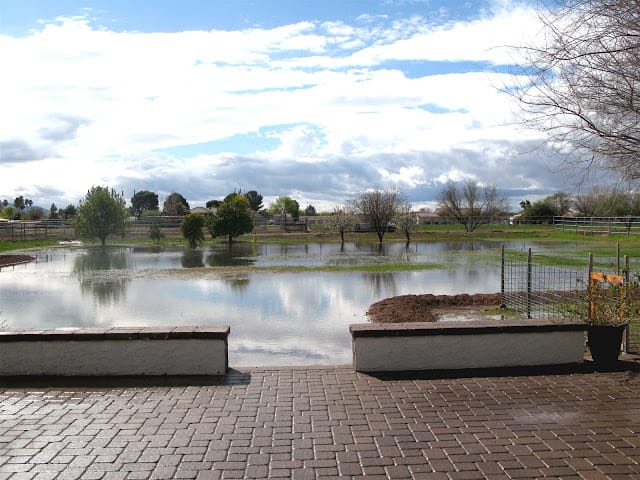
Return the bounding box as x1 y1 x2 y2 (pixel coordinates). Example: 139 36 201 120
367 293 502 323
0 255 36 268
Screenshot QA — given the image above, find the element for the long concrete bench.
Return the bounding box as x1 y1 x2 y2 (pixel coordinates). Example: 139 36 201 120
350 319 587 372
0 326 229 376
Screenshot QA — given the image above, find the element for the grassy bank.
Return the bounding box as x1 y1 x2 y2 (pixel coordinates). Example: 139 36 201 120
0 238 60 253
3 223 640 254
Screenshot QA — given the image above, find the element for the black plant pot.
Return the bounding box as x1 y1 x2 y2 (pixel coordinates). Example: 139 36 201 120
587 324 627 367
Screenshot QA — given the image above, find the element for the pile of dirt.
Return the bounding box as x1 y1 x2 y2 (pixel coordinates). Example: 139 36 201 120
367 293 502 323
0 255 36 268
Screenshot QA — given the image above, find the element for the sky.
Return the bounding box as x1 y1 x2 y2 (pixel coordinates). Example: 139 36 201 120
0 0 569 212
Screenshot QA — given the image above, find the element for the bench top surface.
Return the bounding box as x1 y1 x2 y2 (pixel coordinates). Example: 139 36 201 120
0 326 230 342
350 319 587 337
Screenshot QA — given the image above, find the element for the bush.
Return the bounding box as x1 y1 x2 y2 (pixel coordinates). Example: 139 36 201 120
149 225 164 242
181 213 205 248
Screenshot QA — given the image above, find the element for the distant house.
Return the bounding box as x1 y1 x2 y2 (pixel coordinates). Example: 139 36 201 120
414 209 448 225
190 207 215 216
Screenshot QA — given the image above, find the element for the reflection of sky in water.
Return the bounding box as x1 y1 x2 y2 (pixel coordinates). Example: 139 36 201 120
0 242 530 366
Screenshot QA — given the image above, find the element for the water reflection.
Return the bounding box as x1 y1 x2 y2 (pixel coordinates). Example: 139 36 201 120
181 249 204 268
73 248 130 305
2 240 546 365
132 246 163 254
224 276 251 292
74 248 129 271
207 244 255 267
364 272 398 297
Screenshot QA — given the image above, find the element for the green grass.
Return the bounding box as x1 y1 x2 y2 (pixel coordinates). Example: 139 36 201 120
158 262 441 276
0 238 60 253
4 223 640 273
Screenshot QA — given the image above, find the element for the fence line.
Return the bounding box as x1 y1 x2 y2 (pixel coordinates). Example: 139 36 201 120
501 246 639 354
0 220 74 241
0 218 187 241
554 216 640 235
501 246 589 320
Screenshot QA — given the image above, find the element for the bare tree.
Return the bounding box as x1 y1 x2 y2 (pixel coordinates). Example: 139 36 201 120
514 0 640 180
547 192 573 216
438 180 507 232
394 202 415 243
354 187 401 243
574 186 640 216
574 191 600 216
327 206 356 244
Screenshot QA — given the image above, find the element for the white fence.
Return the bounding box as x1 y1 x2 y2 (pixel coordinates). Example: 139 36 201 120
554 216 640 236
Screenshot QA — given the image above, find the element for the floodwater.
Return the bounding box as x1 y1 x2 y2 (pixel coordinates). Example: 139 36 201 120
0 241 526 366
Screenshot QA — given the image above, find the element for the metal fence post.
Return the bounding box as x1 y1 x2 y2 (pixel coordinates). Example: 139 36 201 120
588 253 593 323
625 255 630 354
527 248 532 319
501 245 505 307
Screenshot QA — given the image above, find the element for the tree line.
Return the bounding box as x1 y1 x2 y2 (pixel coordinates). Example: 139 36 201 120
0 189 315 222
131 189 317 220
3 180 513 246
519 188 640 222
70 186 415 247
0 197 76 221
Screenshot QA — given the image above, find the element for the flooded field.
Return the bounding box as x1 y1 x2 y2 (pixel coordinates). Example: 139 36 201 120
0 241 555 366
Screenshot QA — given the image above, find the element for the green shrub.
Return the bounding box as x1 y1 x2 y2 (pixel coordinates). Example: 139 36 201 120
149 225 164 242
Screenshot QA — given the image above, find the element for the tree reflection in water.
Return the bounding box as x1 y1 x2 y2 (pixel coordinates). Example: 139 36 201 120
225 276 250 292
73 248 130 305
363 272 397 297
207 243 255 267
181 249 204 268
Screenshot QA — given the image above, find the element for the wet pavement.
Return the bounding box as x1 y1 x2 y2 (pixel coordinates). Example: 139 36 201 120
1 359 640 479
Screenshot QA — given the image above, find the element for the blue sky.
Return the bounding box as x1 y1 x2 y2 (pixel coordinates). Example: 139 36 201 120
0 0 568 211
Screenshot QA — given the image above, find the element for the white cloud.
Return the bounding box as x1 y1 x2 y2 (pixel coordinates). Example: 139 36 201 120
0 3 563 210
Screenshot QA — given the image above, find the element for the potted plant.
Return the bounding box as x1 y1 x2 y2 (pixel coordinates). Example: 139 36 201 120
583 276 639 367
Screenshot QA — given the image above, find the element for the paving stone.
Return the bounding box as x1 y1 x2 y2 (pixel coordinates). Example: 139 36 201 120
1 362 640 479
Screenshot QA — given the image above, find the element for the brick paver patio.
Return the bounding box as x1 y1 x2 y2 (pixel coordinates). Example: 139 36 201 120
1 362 640 479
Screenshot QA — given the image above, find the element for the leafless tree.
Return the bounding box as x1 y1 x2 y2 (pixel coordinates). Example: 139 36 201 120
354 187 402 243
438 180 507 232
394 202 416 243
547 191 573 216
514 0 640 180
574 186 640 216
327 206 356 244
574 189 603 216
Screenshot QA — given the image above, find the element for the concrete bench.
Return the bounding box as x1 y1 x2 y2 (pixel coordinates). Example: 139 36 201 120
0 326 230 376
350 319 587 372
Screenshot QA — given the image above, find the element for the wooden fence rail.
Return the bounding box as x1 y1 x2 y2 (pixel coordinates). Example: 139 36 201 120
0 221 74 241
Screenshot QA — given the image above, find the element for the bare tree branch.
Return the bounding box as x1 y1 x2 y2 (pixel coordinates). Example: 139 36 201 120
438 181 507 232
354 187 402 243
513 0 640 180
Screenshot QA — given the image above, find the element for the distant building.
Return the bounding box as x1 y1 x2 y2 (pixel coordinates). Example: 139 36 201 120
414 209 448 225
190 207 215 216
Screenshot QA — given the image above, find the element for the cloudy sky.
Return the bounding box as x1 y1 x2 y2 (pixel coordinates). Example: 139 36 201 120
0 0 568 212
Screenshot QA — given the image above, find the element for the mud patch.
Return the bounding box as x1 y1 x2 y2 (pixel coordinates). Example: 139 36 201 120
0 255 36 268
367 293 503 323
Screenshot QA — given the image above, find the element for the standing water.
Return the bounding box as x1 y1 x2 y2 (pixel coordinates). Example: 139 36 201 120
0 242 508 366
